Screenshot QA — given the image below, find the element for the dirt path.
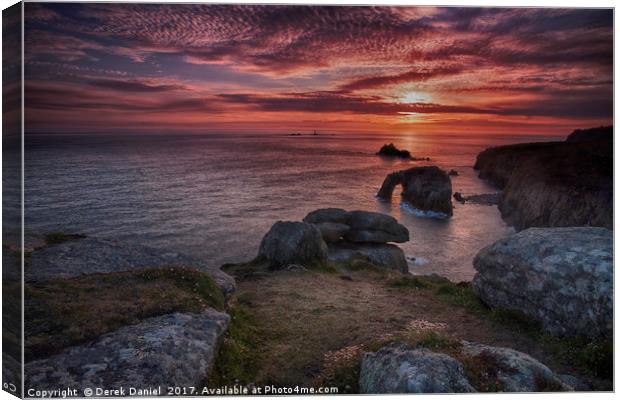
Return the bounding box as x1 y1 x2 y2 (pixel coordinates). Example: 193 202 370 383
231 266 601 389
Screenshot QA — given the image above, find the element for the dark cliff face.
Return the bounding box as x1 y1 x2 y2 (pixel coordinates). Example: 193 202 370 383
474 126 613 231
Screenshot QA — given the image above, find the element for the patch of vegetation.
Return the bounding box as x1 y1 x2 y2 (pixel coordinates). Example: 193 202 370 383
434 282 489 314
222 257 338 280
44 232 86 245
316 348 361 394
388 276 431 290
307 261 339 274
458 350 514 392
24 266 224 361
210 304 263 386
540 334 612 379
415 331 460 351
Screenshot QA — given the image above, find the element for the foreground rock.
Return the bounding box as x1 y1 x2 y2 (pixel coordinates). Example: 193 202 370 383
360 341 573 393
473 227 612 337
328 243 408 273
258 221 328 265
474 126 612 230
26 310 229 391
460 341 572 392
359 343 475 393
377 166 453 216
26 237 236 300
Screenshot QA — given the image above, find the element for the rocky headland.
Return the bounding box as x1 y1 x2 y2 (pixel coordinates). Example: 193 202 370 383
474 126 612 230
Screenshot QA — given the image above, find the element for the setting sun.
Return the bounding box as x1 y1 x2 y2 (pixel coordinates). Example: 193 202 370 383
399 91 433 104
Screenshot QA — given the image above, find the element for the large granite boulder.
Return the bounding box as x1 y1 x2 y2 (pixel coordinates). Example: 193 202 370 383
26 237 236 300
25 310 229 391
328 243 409 273
377 166 453 216
473 227 612 337
303 208 349 225
460 342 572 392
344 210 409 243
314 222 350 243
359 343 475 393
258 221 328 265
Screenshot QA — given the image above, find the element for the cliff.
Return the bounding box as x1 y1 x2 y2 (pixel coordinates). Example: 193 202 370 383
474 126 612 230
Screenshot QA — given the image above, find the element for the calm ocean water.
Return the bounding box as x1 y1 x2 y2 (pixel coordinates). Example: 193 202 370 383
19 132 562 281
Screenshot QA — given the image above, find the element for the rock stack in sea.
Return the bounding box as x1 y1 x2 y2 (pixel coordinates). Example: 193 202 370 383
258 208 410 273
377 166 453 216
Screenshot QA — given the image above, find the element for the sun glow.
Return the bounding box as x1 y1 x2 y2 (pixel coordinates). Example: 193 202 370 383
399 91 433 104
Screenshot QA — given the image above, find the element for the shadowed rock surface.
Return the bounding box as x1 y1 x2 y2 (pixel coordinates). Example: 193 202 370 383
314 222 350 243
25 310 229 391
303 208 349 225
258 221 328 265
300 209 410 272
474 126 612 230
453 192 499 206
26 237 236 300
473 227 612 338
344 210 409 243
359 343 475 393
377 166 453 216
460 341 572 392
304 209 408 243
328 242 409 273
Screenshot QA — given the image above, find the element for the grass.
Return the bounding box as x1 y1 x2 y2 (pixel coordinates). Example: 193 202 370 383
209 303 263 387
385 276 613 382
388 276 431 290
223 257 340 281
24 266 224 361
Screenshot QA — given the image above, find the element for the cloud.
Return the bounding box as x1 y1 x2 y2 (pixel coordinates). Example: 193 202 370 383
86 79 185 92
340 66 464 91
23 4 613 132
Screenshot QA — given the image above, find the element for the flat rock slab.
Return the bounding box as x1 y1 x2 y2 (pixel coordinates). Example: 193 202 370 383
25 310 230 391
26 237 235 299
473 227 612 337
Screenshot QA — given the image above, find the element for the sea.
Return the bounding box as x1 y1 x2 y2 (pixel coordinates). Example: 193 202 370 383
15 132 563 282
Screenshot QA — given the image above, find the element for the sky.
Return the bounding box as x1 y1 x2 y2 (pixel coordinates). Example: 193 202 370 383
23 3 613 135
